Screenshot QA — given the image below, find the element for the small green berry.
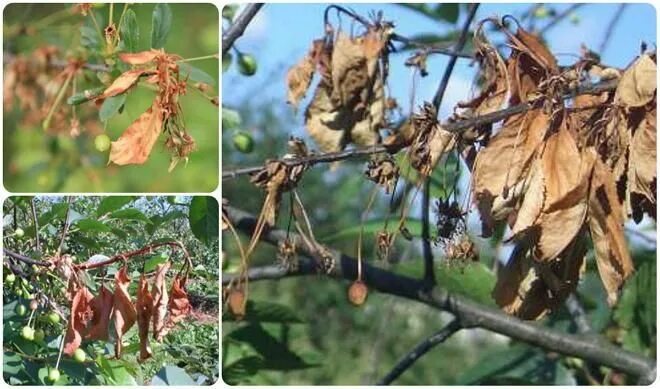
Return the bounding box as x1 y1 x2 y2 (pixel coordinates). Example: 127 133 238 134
238 53 257 76
6 273 16 284
48 368 60 382
15 304 27 316
14 228 24 238
534 6 549 19
21 326 35 341
46 312 60 324
94 134 111 152
232 131 254 153
73 348 86 363
34 328 45 342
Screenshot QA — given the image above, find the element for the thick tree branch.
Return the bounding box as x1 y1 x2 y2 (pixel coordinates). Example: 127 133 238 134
377 319 463 385
222 205 656 383
222 78 619 180
222 4 264 56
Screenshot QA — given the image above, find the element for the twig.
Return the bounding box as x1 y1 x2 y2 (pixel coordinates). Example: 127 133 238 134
3 52 109 72
419 4 480 287
377 319 463 385
390 33 473 59
221 78 619 180
56 196 73 255
599 4 627 55
222 4 264 56
30 198 41 254
540 4 585 35
3 248 50 267
222 205 656 383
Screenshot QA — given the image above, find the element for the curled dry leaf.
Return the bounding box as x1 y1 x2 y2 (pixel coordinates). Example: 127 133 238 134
98 69 151 99
286 40 323 110
118 50 160 65
364 155 399 193
303 26 391 153
84 285 113 341
136 275 154 361
152 261 171 341
627 105 657 221
168 275 191 325
63 286 94 355
250 159 307 226
614 54 657 108
109 100 164 165
409 103 456 176
113 267 137 358
588 159 634 306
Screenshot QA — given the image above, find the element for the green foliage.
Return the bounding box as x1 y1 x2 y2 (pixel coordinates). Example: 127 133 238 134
151 4 173 49
99 95 127 122
189 196 219 246
119 9 139 53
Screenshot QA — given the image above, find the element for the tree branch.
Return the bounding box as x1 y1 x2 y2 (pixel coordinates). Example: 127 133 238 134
222 4 264 56
3 248 50 267
222 78 619 180
377 319 463 385
599 4 627 55
222 205 656 383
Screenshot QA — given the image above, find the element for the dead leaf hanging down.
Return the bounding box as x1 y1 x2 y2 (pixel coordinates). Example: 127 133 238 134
136 275 154 361
98 69 152 99
409 103 456 176
84 285 113 341
113 267 137 358
364 155 399 193
304 26 391 153
286 40 323 110
109 99 164 165
63 286 94 355
493 233 587 320
471 109 548 236
627 106 657 221
588 159 634 306
152 261 171 341
614 54 657 108
168 275 191 326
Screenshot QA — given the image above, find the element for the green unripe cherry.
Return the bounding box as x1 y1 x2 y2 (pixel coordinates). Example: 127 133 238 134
534 6 549 18
232 131 254 153
21 326 35 341
14 228 24 238
34 328 45 342
48 368 60 382
6 273 16 284
73 348 86 363
47 312 61 324
15 304 27 316
237 53 257 76
94 134 111 152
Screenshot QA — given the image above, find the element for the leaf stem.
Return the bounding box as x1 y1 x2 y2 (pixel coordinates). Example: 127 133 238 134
177 54 219 63
42 70 74 131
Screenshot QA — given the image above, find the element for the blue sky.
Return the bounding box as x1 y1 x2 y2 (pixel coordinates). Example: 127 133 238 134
222 2 656 127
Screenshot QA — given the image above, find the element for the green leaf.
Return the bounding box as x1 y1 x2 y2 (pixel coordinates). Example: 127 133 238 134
189 197 219 246
436 4 460 23
222 356 263 385
80 25 101 50
67 87 105 105
99 94 127 122
179 62 216 87
144 255 169 273
227 325 318 371
223 300 303 323
151 4 173 49
151 365 196 385
97 196 134 216
119 9 139 53
323 219 422 242
109 208 151 223
75 219 113 233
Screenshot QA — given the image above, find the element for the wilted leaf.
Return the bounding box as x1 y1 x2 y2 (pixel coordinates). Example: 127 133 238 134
99 69 150 99
615 54 657 108
286 40 321 110
63 286 93 355
113 267 137 358
85 285 113 341
109 100 164 165
588 160 634 306
118 50 159 65
136 275 154 361
152 261 171 341
168 275 191 325
627 106 657 221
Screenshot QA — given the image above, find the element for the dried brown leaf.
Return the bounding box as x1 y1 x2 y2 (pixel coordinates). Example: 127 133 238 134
118 50 160 65
84 285 113 341
99 69 150 99
628 106 657 220
63 286 94 355
168 274 191 325
113 267 137 358
109 100 164 165
152 261 171 341
136 275 154 361
286 40 322 110
615 54 657 108
588 159 634 306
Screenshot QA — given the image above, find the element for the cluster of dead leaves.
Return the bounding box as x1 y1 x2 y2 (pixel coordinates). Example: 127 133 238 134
63 263 191 361
97 50 198 171
461 19 656 319
3 47 102 137
286 20 394 153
